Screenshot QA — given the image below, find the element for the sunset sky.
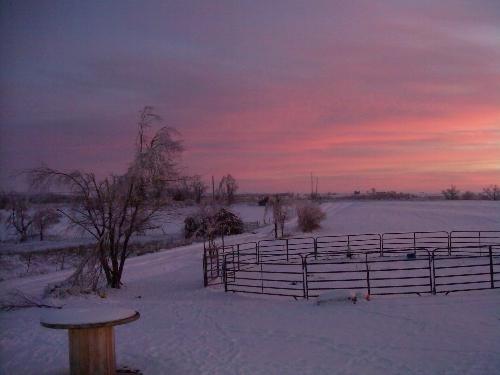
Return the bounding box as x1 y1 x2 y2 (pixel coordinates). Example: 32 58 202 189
1 1 499 193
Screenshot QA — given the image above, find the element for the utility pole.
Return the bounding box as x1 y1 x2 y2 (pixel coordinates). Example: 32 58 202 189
310 172 314 199
212 176 215 202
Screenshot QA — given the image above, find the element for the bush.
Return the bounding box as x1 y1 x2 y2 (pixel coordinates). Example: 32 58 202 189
184 206 243 239
296 201 326 232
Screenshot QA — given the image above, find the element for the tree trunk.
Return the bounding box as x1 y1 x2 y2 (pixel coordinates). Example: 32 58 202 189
109 273 121 289
20 230 28 242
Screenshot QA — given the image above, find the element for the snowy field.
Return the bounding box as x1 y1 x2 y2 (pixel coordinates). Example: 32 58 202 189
1 200 500 374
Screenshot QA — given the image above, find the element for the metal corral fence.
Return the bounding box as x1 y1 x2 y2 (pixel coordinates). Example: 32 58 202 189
203 231 500 299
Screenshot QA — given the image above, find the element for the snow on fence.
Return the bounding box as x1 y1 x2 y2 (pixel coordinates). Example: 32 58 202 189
203 231 500 299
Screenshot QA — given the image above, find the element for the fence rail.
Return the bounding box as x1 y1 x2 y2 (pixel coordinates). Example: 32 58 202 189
204 230 500 299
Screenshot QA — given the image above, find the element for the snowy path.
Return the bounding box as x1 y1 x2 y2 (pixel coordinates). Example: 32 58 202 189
1 201 500 374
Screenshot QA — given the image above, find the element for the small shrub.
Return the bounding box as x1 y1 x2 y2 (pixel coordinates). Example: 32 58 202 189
296 201 326 232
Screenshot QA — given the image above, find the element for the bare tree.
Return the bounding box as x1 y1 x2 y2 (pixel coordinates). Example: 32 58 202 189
482 184 500 200
217 174 238 204
30 107 183 288
5 193 33 242
442 185 460 200
32 207 61 241
264 194 293 239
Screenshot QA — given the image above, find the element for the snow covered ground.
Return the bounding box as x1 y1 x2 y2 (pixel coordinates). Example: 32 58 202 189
0 201 499 374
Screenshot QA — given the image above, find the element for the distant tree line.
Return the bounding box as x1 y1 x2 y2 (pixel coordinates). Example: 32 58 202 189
351 188 416 200
442 184 500 200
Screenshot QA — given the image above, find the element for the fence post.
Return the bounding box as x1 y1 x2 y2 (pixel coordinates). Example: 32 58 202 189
256 242 260 265
286 238 289 262
260 262 264 293
479 231 482 255
413 232 416 251
447 232 451 256
314 238 318 260
347 235 352 258
489 245 494 289
365 254 371 296
428 251 433 294
223 256 228 292
302 256 309 299
203 248 208 287
216 245 220 277
432 251 437 294
237 244 240 271
379 234 383 256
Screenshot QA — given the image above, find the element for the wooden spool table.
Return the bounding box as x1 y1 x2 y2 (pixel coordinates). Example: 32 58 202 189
41 308 140 375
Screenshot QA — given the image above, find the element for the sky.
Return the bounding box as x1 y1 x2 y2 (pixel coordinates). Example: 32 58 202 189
1 1 499 193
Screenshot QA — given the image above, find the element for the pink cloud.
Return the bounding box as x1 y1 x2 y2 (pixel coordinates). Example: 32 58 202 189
1 1 499 192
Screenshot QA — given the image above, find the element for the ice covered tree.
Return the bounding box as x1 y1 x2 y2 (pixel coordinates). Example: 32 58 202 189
264 194 293 238
30 106 183 288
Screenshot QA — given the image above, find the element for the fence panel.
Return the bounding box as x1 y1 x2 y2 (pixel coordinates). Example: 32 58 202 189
382 232 449 253
432 246 499 294
316 234 381 257
258 237 314 263
224 252 305 298
367 249 433 296
305 252 369 298
449 231 500 253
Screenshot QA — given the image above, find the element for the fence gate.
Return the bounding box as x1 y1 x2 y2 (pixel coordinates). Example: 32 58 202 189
203 241 258 287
